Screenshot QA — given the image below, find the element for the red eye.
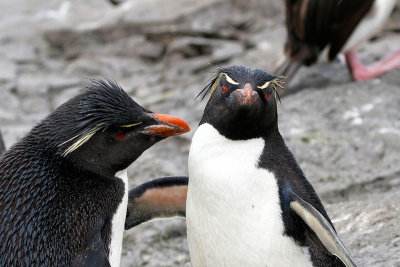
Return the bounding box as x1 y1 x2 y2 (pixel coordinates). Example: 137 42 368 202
116 132 125 139
265 93 270 101
222 85 229 93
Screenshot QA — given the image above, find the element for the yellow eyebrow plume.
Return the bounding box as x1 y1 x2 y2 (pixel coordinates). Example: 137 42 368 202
120 122 142 128
222 73 239 85
257 81 271 89
208 73 223 99
60 123 106 157
257 77 285 90
208 73 239 99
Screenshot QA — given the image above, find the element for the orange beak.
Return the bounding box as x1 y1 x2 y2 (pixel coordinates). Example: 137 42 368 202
144 114 190 136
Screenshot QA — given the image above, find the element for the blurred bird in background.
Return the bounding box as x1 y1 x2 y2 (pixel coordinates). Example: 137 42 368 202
277 0 400 85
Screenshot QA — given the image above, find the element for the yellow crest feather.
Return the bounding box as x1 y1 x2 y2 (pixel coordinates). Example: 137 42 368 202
208 73 240 99
120 122 142 128
60 123 106 157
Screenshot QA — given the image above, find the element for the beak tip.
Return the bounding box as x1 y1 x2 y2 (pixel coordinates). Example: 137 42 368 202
146 113 190 137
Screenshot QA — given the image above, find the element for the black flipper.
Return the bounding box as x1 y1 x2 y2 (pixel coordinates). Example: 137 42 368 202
71 233 111 267
288 190 357 267
0 130 5 155
125 176 188 230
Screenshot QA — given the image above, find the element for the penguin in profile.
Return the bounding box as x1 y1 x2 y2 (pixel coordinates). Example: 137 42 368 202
278 0 399 83
186 65 356 266
0 79 190 267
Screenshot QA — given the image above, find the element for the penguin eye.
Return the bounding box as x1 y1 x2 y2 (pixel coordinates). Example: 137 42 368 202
221 85 229 93
265 93 271 101
115 132 125 139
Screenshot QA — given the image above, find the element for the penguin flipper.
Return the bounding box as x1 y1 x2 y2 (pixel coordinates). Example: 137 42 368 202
288 190 357 267
125 176 188 230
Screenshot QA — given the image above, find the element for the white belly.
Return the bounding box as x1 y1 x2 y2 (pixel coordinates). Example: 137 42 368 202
187 124 312 267
108 169 129 267
342 0 397 52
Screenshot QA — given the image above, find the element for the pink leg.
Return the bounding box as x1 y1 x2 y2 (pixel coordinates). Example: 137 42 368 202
345 50 400 81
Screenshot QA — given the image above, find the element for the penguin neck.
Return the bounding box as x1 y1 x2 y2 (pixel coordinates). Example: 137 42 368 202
67 154 115 179
199 114 280 142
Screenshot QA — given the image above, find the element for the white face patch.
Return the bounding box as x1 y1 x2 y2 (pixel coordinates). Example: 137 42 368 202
108 169 129 267
186 123 312 267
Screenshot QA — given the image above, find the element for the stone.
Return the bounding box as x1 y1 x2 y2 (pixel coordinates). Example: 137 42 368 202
16 73 49 96
138 42 165 61
0 60 17 82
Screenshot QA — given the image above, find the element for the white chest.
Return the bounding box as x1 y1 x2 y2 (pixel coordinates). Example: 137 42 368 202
186 124 312 267
108 169 129 267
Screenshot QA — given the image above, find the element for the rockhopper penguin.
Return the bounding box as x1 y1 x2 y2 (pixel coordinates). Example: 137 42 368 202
0 79 190 267
278 0 399 83
186 65 357 266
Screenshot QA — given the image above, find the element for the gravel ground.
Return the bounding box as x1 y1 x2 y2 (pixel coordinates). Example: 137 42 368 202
0 0 399 266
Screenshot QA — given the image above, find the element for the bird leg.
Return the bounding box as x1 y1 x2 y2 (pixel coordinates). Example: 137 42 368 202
345 50 400 81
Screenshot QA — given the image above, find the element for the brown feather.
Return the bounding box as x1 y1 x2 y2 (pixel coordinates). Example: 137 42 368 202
284 0 375 65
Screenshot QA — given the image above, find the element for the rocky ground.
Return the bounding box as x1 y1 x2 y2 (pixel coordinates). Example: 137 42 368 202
0 0 399 266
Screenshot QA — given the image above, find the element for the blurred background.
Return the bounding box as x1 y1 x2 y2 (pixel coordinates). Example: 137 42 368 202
0 0 399 266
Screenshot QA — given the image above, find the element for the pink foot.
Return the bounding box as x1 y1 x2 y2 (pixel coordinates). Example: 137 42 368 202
345 50 400 81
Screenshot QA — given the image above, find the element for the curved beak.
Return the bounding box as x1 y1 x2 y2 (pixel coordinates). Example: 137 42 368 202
233 83 258 105
144 114 190 136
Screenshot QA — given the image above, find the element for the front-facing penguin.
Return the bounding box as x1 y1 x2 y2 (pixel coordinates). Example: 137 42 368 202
186 65 356 267
0 79 190 267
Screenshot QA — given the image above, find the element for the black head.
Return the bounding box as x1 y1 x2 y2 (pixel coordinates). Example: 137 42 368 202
35 79 190 177
198 65 283 140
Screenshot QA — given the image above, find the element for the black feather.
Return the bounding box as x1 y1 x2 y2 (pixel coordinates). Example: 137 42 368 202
0 79 147 266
